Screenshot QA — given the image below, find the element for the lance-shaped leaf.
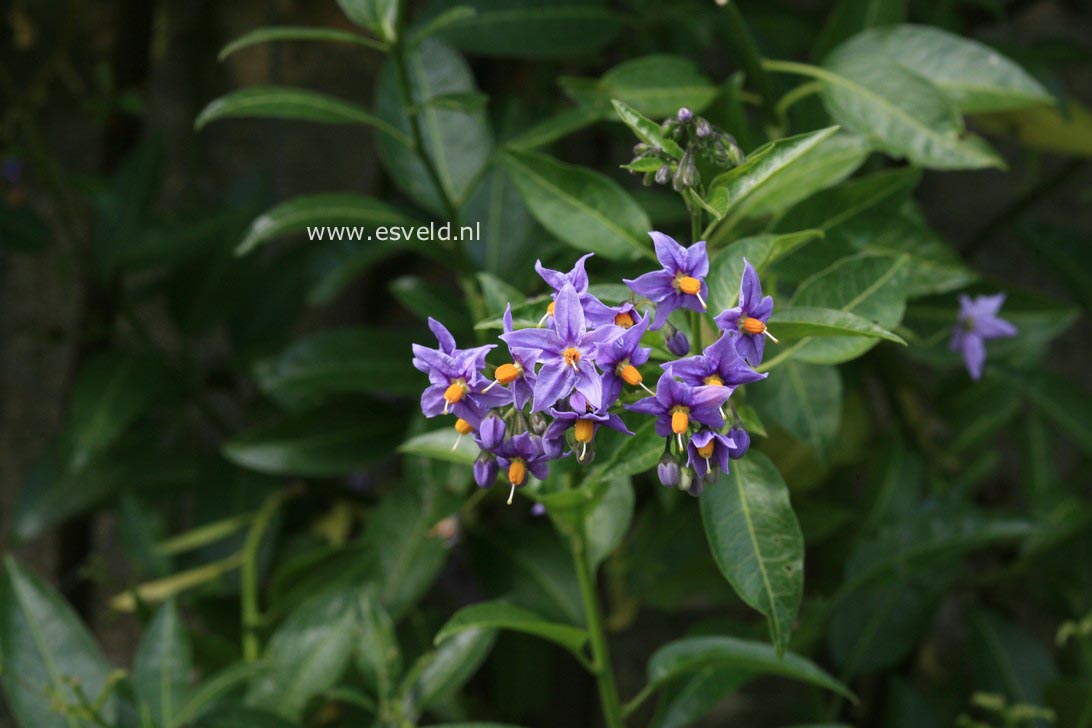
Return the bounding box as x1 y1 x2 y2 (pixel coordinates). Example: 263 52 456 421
589 54 719 117
647 635 856 701
355 589 401 702
435 601 588 656
399 428 479 466
750 362 842 457
195 87 410 146
707 231 824 313
767 306 906 345
134 599 193 728
218 26 385 60
612 99 684 158
401 628 496 717
699 452 804 653
337 0 399 41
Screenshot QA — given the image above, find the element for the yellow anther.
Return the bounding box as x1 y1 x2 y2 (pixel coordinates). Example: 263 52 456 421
678 276 701 295
454 418 474 435
614 311 635 328
494 362 522 384
620 364 643 386
574 419 595 443
697 441 715 459
703 374 724 387
671 408 690 435
546 301 556 316
508 459 527 487
443 381 466 404
562 347 582 368
741 317 766 335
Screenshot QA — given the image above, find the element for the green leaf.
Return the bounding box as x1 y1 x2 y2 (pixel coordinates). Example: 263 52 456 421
246 589 358 720
504 105 602 152
750 361 842 456
707 230 825 313
768 306 906 345
195 86 410 146
647 635 856 701
337 0 399 41
354 589 401 702
223 401 408 477
1020 372 1092 459
0 557 116 727
429 0 621 59
134 600 192 728
500 150 651 261
582 418 663 486
170 662 264 728
476 272 525 318
402 628 496 716
583 476 635 569
68 352 172 470
390 276 473 332
966 608 1057 706
845 25 1053 113
399 427 479 465
435 601 588 654
699 452 804 653
375 39 492 214
705 126 839 233
218 26 385 60
254 327 422 408
611 100 685 158
651 668 750 728
236 193 416 256
593 54 719 117
976 100 1092 158
813 0 905 60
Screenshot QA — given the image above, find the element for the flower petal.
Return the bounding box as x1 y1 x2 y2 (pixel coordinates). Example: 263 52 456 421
533 362 576 411
650 231 686 271
554 283 586 345
625 270 676 301
738 258 762 310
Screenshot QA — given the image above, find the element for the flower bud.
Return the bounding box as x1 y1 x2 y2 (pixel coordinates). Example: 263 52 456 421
664 327 690 357
678 466 693 492
528 412 549 436
654 164 671 186
633 143 651 155
478 415 506 451
695 119 712 138
727 427 750 460
657 455 680 487
672 148 699 192
530 502 547 517
473 455 497 488
677 107 693 123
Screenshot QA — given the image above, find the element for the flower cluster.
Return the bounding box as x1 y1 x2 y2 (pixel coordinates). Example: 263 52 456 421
629 107 745 192
412 232 778 503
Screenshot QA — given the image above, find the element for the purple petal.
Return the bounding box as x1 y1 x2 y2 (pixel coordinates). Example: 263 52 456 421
568 253 594 291
554 284 586 345
420 386 447 417
649 298 676 331
650 231 686 272
502 328 552 351
533 363 576 411
535 259 569 292
575 365 603 410
738 259 762 310
603 413 633 435
714 307 742 331
503 304 514 334
625 270 676 302
686 241 709 278
600 374 623 410
977 315 1017 339
625 395 665 416
961 334 986 380
428 318 457 353
751 296 775 321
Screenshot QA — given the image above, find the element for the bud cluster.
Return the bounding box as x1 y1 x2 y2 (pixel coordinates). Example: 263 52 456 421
628 107 746 193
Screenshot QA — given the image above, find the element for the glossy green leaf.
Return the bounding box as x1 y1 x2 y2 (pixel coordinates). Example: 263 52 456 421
750 361 842 456
402 628 496 715
699 452 804 653
219 26 385 60
390 275 473 332
430 0 621 59
399 427 479 465
236 193 416 256
593 55 719 117
651 667 750 728
706 127 839 233
246 588 358 720
134 600 192 728
647 635 856 701
0 557 116 727
768 306 906 345
375 39 493 214
354 589 401 701
583 418 663 486
338 0 399 41
504 105 602 152
500 150 651 260
707 231 824 312
611 100 684 158
435 601 588 654
583 476 635 569
223 401 408 477
464 167 539 281
195 87 410 146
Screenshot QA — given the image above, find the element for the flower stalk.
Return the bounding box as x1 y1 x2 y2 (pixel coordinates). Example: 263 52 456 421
570 532 625 728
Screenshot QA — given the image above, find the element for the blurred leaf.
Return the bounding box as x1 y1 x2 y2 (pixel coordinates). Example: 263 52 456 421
585 55 719 117
390 276 473 333
429 0 620 59
435 601 588 654
375 39 492 215
966 608 1057 707
171 662 264 728
246 588 358 720
504 105 602 152
464 167 538 281
813 0 905 60
768 306 906 345
402 628 496 717
1020 372 1092 459
707 127 839 232
750 361 842 456
195 87 410 146
707 230 824 312
647 636 856 701
476 272 525 318
399 427 479 465
254 327 422 409
134 600 192 728
583 476 635 569
193 707 296 727
337 0 399 41
118 492 172 578
0 557 116 727
700 451 804 653
884 677 944 728
110 553 245 612
236 193 416 256
651 667 750 728
976 101 1092 157
219 26 386 60
223 401 408 477
354 589 401 701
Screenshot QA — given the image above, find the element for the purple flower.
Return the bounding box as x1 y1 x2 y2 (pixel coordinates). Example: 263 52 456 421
624 232 710 330
535 254 615 326
950 293 1017 380
546 392 632 463
595 312 653 407
726 426 750 460
664 327 690 357
687 429 735 481
714 258 776 366
473 456 498 488
502 284 619 411
663 333 766 395
496 433 553 504
657 455 680 488
485 304 541 409
413 318 509 420
626 374 731 447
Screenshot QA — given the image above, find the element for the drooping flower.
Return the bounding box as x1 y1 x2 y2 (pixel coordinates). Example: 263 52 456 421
726 426 750 460
595 312 653 406
663 333 767 394
608 301 642 329
687 429 735 481
714 258 777 366
412 318 509 420
495 432 554 504
535 254 615 326
657 454 680 488
626 374 731 449
502 284 619 411
624 232 710 330
950 293 1017 380
483 304 541 409
664 326 690 357
546 392 632 463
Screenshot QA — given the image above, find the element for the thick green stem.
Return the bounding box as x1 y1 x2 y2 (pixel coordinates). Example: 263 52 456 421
242 488 293 662
571 536 624 728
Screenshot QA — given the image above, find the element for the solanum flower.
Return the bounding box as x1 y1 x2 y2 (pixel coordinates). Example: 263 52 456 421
496 432 553 504
714 258 777 367
687 429 735 481
624 232 710 330
535 254 615 326
484 304 541 409
626 374 731 449
726 426 750 460
412 318 509 420
950 293 1017 380
502 284 619 411
663 333 767 394
595 311 653 406
664 326 690 357
546 392 632 462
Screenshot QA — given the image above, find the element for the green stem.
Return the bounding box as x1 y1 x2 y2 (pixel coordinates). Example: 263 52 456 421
622 684 656 719
242 488 293 662
775 81 822 118
690 205 705 352
570 535 624 728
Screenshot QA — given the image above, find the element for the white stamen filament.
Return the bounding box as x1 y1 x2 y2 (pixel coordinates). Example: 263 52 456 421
443 401 451 415
537 313 549 327
677 432 684 450
764 329 779 343
581 442 587 461
696 291 707 310
639 381 655 395
507 483 516 505
482 379 499 392
452 434 463 452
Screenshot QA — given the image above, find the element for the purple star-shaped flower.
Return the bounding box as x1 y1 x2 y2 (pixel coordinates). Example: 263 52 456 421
663 332 767 395
489 304 541 410
950 293 1017 380
595 312 652 407
496 432 554 504
546 392 632 462
412 318 508 421
624 232 710 330
536 254 615 326
502 284 619 412
687 429 736 480
626 374 731 446
714 258 776 366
